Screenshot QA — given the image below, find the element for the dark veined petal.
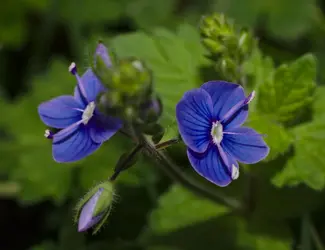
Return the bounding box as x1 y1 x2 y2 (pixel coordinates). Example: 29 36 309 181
38 95 83 129
95 43 112 68
74 69 106 104
200 81 248 129
52 124 101 163
78 188 104 232
89 112 123 143
222 127 269 164
176 88 213 153
187 145 239 187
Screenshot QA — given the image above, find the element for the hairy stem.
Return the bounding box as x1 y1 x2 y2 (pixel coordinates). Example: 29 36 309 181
118 125 242 211
155 138 179 150
142 135 242 211
109 143 144 181
310 220 325 250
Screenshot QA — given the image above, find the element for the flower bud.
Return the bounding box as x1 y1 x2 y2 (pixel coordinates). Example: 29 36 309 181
76 181 114 233
200 13 234 42
95 42 112 68
139 96 162 123
201 38 225 54
111 58 151 96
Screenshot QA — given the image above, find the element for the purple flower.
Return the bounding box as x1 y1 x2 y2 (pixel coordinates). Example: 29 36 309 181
38 44 122 163
78 188 105 232
176 81 269 187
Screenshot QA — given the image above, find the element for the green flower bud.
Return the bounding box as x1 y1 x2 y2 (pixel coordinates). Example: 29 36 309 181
202 38 225 54
110 58 151 96
75 181 115 234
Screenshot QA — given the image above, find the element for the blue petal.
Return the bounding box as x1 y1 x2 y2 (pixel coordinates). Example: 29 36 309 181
187 145 238 187
95 43 112 68
176 88 213 153
74 69 106 104
222 127 270 164
200 81 248 129
89 112 123 143
78 188 104 232
52 124 101 163
38 96 83 129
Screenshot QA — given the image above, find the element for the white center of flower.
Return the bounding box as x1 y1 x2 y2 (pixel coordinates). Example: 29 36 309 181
82 102 96 125
211 121 223 145
231 164 239 180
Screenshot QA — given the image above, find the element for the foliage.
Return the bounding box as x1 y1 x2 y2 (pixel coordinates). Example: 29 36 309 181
2 1 325 250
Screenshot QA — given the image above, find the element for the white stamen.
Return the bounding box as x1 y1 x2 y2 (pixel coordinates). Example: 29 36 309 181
245 90 255 104
231 164 239 180
69 62 77 73
211 121 223 145
44 129 51 138
82 102 96 125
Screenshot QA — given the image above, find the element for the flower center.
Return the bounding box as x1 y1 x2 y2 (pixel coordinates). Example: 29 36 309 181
82 102 95 125
211 121 223 145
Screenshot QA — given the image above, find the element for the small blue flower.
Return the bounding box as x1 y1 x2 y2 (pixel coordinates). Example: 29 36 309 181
38 44 122 163
176 81 269 187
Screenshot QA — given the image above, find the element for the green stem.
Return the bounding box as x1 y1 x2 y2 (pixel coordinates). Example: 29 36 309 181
109 143 144 181
155 138 179 150
118 124 242 210
142 135 242 211
310 220 325 250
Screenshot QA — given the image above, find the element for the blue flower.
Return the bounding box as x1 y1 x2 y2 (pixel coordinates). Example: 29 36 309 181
38 44 122 163
176 81 269 187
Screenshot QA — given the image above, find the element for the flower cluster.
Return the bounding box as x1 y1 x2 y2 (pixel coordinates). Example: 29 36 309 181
176 81 269 187
38 43 122 163
37 42 270 233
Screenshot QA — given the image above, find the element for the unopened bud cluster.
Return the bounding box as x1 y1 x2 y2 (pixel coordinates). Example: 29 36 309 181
200 13 256 82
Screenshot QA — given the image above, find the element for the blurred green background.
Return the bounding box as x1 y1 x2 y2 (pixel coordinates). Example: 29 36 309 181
2 0 325 250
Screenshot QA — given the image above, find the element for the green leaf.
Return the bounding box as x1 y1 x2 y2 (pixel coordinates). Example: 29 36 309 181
273 116 325 189
242 48 274 94
257 53 317 123
146 185 229 235
145 207 291 250
111 24 209 140
10 144 73 204
312 86 325 117
247 112 293 161
236 221 292 250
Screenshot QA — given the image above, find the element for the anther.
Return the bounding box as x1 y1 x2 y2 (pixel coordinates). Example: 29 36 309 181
44 129 53 139
69 62 77 75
